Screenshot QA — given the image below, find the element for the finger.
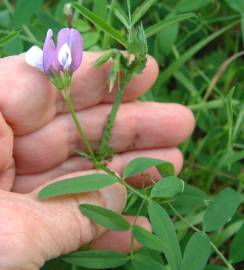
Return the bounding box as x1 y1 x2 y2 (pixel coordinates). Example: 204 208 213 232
14 103 194 174
0 171 126 269
0 113 14 190
91 216 151 253
0 53 158 135
13 148 183 193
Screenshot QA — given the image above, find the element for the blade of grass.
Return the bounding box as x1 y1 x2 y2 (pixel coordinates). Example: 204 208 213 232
131 0 157 26
145 13 196 38
73 3 127 47
157 21 239 85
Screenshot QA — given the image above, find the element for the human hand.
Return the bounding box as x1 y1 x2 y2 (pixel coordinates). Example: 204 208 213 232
0 52 195 269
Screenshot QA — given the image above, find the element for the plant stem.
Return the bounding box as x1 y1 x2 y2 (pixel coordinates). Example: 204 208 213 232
97 70 133 160
168 203 234 270
97 162 146 200
64 90 95 162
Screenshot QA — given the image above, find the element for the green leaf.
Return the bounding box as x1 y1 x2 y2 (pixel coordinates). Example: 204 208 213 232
0 31 19 47
172 184 207 214
132 225 168 252
3 35 23 55
203 188 241 232
148 201 182 270
39 174 118 199
63 250 129 268
176 0 213 12
205 265 228 270
158 21 238 85
40 258 70 270
157 21 179 55
132 254 166 270
73 3 127 47
225 0 244 12
131 0 157 26
179 232 211 270
80 204 130 231
36 11 64 34
93 0 108 19
151 176 184 198
123 157 174 179
229 223 244 263
241 13 244 46
83 32 100 49
0 10 11 28
145 13 196 38
12 0 44 28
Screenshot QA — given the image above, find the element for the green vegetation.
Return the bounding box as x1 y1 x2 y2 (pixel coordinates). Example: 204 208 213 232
0 0 243 269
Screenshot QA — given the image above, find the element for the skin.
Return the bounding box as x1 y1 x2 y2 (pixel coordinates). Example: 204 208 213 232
0 52 195 270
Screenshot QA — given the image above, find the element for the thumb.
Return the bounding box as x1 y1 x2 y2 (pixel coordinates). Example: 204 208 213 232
0 171 126 270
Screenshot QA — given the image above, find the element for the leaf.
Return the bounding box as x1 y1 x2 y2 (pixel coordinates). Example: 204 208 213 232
83 32 100 49
3 35 23 56
145 13 196 38
132 254 166 270
229 223 244 263
80 204 130 231
205 265 228 270
179 232 211 270
0 31 19 47
148 201 182 270
0 10 11 28
63 250 129 268
158 21 238 85
225 0 244 13
132 225 168 252
203 188 241 232
123 157 174 179
93 0 108 19
157 21 179 55
36 11 64 34
12 0 44 28
73 3 127 47
131 0 157 26
39 173 118 199
176 0 213 12
172 184 207 214
40 258 70 270
151 176 184 198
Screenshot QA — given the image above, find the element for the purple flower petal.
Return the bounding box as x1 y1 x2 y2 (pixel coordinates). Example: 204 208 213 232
57 28 83 72
43 29 60 74
57 28 70 52
69 28 83 72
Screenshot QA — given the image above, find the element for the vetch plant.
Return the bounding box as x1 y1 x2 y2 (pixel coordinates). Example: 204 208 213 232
22 1 242 270
25 27 95 160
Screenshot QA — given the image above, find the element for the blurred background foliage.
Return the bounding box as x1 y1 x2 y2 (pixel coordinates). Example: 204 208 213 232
0 0 243 269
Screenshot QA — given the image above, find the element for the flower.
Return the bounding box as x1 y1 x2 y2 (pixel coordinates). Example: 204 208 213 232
25 28 83 77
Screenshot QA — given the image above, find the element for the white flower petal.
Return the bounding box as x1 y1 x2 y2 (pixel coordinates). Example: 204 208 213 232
58 43 72 71
25 46 44 72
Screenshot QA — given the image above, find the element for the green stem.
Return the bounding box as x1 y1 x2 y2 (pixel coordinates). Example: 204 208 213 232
97 70 133 160
96 162 146 200
64 90 95 162
168 203 234 270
